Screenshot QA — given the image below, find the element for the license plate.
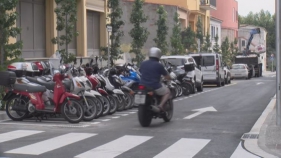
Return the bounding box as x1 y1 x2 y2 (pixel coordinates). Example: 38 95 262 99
134 94 146 104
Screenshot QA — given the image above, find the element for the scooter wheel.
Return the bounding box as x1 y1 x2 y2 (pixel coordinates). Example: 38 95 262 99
61 99 84 124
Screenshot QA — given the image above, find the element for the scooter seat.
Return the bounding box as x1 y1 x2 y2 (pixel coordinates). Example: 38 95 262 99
14 83 46 93
26 76 55 91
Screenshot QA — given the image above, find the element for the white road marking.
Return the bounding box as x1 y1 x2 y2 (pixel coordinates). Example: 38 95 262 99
75 135 152 158
111 116 120 119
0 130 44 143
153 138 210 158
113 114 129 116
5 133 96 155
256 82 264 85
183 106 217 119
91 122 101 125
101 119 111 122
230 142 260 158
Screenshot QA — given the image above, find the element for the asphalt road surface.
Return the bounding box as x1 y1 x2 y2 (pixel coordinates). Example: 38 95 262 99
0 74 276 158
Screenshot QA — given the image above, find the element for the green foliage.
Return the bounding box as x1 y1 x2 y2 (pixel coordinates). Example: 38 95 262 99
129 0 149 66
239 10 275 55
230 38 239 64
201 33 212 52
170 12 184 55
52 0 78 64
103 0 124 62
196 16 204 45
154 5 169 55
181 27 196 53
212 34 220 53
0 0 23 69
221 37 231 65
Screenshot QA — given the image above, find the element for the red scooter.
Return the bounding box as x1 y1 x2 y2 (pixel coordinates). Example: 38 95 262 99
2 62 84 123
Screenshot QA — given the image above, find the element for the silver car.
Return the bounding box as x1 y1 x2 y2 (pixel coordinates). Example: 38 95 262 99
230 64 250 79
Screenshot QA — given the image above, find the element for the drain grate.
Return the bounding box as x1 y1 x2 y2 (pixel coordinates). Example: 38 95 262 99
241 133 259 139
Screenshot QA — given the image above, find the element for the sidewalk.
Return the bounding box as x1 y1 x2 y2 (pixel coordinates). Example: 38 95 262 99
258 103 281 157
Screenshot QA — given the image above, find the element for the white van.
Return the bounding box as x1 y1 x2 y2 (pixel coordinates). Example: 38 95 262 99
190 53 225 87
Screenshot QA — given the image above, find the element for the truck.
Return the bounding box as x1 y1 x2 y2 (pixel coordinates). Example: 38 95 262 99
234 27 262 77
234 53 262 77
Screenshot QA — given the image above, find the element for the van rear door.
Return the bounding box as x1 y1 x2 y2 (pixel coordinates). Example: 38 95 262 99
201 55 217 80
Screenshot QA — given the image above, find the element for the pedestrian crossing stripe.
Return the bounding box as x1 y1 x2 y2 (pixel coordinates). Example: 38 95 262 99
0 130 255 157
153 138 211 158
75 135 152 158
5 133 97 155
0 130 44 143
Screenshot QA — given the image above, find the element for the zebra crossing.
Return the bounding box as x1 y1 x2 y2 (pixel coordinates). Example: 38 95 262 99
0 129 254 158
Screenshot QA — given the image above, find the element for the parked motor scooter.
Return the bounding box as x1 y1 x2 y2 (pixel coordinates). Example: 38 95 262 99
3 61 84 123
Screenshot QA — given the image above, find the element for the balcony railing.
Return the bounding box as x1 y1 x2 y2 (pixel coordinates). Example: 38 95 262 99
200 0 216 10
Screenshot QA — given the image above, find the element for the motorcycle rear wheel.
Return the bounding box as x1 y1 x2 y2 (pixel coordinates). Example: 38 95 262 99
123 92 133 110
6 95 29 121
138 105 152 127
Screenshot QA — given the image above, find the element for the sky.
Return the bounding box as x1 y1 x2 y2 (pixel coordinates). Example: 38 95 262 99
236 0 275 16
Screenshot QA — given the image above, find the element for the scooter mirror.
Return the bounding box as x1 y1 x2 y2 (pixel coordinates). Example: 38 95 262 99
80 57 82 65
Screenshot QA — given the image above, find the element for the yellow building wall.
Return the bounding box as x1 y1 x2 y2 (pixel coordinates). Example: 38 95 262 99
143 0 188 9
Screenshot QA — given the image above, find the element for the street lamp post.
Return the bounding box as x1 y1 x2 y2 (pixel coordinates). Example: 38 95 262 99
276 0 281 126
106 25 112 68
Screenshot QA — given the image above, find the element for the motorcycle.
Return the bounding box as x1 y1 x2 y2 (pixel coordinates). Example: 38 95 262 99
3 61 84 123
134 65 174 127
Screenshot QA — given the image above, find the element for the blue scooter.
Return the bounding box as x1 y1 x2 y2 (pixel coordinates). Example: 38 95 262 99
118 63 141 91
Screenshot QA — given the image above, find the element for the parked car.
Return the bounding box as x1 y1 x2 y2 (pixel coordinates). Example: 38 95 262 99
190 53 225 87
224 66 231 84
230 64 250 79
161 55 203 93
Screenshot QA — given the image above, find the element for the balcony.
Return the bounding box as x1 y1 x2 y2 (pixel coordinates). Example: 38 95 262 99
200 0 216 10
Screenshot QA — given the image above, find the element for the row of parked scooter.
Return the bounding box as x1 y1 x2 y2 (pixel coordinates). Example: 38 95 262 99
1 57 143 123
0 57 196 124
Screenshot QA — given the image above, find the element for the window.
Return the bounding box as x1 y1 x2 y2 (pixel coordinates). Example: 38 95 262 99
216 27 218 37
202 56 215 66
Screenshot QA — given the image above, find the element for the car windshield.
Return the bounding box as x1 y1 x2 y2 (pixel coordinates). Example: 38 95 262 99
162 58 185 66
232 65 245 69
202 56 215 66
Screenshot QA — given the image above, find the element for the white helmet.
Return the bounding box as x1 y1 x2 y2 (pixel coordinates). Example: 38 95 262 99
148 47 162 59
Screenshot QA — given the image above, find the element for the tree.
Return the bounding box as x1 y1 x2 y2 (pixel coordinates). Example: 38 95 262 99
154 5 169 55
181 27 196 53
52 0 78 64
196 16 204 45
129 0 149 66
202 33 212 52
170 12 184 55
212 34 220 53
239 10 275 56
0 0 23 70
230 38 239 64
221 37 231 65
101 0 124 63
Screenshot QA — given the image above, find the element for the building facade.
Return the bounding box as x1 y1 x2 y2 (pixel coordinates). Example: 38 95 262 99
13 0 108 59
238 25 267 71
210 0 238 42
119 0 189 52
210 16 222 49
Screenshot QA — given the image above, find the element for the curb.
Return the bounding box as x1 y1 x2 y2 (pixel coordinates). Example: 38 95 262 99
242 94 278 158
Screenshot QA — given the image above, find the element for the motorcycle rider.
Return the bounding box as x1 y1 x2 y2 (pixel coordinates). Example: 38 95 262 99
139 47 171 113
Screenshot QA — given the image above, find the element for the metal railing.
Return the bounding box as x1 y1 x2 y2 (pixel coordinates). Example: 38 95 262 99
200 0 216 7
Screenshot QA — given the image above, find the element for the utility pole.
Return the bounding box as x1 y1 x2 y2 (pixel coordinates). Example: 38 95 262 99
276 0 281 126
106 25 112 68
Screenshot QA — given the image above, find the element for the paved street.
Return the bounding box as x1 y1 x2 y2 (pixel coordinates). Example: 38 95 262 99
0 74 276 158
